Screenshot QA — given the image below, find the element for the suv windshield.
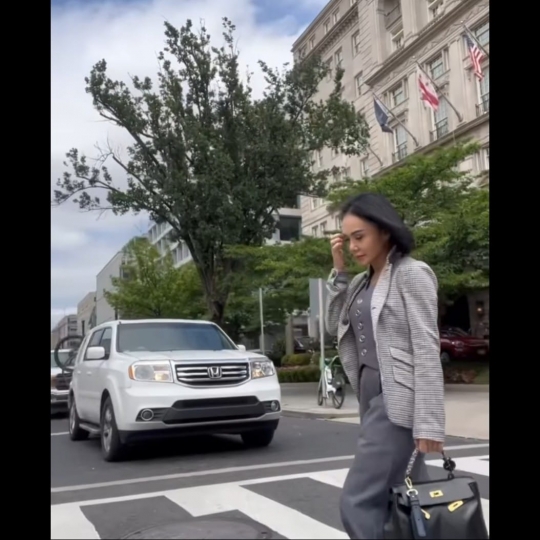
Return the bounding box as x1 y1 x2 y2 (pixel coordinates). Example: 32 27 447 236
116 322 236 352
51 351 71 368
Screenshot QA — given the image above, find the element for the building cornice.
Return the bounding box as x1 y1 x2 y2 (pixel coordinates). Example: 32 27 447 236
292 0 343 51
293 1 360 57
365 0 480 87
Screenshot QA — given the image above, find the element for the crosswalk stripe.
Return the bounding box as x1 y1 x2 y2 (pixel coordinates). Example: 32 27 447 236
166 483 347 539
51 503 100 539
426 455 489 477
51 462 489 539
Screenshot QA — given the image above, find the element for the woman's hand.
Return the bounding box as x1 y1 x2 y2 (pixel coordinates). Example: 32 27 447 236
330 233 345 271
415 439 443 454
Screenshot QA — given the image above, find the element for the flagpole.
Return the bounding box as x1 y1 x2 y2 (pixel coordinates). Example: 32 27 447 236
461 22 489 59
414 60 463 122
371 91 419 147
367 144 383 167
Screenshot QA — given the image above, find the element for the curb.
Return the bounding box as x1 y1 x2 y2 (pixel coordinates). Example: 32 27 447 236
282 409 359 420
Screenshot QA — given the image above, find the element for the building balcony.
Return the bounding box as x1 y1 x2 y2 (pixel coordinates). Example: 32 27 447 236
476 94 489 116
429 118 449 142
385 4 402 28
392 143 407 163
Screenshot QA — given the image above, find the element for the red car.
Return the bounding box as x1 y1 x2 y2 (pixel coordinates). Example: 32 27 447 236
440 327 489 364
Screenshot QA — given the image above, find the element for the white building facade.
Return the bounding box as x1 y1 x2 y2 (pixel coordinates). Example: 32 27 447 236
292 0 489 235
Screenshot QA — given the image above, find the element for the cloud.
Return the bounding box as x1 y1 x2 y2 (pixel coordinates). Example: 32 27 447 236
51 0 315 329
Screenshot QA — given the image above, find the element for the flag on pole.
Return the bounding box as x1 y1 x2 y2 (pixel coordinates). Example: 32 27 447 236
373 97 393 133
418 71 439 111
465 34 485 80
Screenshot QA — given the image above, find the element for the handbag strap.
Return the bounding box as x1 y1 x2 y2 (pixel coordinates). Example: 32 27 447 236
405 448 456 487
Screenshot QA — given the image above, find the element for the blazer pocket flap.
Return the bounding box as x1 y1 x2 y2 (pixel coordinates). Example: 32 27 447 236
389 346 413 366
393 365 414 390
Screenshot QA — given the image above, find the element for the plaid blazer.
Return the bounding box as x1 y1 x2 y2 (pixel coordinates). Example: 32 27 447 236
325 251 445 442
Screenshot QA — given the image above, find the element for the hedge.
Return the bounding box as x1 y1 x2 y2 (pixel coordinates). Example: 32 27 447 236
311 350 339 364
281 353 312 367
277 366 320 383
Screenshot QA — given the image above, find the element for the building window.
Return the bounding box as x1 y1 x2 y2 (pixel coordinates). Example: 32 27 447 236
393 125 408 162
361 158 370 178
428 53 445 80
343 167 351 178
332 9 340 24
299 46 307 59
312 225 319 237
324 19 330 34
483 147 489 170
311 197 320 210
430 99 449 141
309 36 315 50
427 0 444 20
391 27 404 52
352 31 360 56
277 216 301 242
474 21 489 47
388 81 406 107
335 216 342 230
350 0 357 6
315 150 323 168
354 72 363 97
325 57 333 80
476 67 489 115
320 221 327 236
334 48 343 68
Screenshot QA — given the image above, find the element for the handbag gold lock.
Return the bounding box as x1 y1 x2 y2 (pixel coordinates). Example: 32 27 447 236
448 500 464 512
429 490 443 498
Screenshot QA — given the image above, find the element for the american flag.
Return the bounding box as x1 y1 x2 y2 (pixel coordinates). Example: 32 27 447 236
465 34 485 80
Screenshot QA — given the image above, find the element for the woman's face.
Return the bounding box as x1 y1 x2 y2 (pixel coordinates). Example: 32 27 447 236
342 213 390 267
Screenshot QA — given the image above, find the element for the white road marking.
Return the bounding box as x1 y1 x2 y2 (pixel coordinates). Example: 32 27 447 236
50 443 488 493
51 432 69 436
308 469 348 488
51 503 99 539
482 498 489 533
426 455 490 477
166 484 347 539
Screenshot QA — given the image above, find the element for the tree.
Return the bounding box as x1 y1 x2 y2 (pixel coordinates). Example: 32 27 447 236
226 236 362 330
327 142 489 297
53 18 370 325
105 237 206 319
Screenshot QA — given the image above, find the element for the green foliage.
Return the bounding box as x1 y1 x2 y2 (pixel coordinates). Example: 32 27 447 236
282 353 312 367
226 236 362 329
277 366 321 383
311 350 339 365
328 143 489 297
53 18 370 324
104 238 206 320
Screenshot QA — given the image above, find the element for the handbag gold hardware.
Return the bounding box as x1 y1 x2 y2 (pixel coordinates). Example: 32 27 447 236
448 501 464 512
429 490 443 498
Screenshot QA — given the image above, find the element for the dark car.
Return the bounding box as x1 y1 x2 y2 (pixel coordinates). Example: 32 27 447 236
440 327 489 364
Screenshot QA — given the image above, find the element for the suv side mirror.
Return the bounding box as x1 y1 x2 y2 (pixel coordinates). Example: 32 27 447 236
236 344 246 351
86 346 106 360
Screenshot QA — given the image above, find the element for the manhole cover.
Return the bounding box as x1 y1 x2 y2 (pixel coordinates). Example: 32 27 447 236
122 519 273 539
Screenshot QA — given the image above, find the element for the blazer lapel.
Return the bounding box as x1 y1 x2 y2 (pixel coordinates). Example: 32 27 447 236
371 248 401 331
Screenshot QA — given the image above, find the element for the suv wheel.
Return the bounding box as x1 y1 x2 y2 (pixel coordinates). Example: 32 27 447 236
241 428 275 448
100 397 125 462
440 351 451 364
69 399 89 441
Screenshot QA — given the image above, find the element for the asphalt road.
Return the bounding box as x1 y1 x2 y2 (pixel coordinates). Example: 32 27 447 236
51 413 489 538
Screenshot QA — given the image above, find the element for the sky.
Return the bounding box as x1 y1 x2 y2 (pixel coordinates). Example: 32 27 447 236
51 0 328 329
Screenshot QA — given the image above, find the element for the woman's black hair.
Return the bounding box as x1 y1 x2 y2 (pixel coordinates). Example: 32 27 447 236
340 192 415 254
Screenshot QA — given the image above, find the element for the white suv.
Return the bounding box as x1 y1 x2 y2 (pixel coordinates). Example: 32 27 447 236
67 319 281 461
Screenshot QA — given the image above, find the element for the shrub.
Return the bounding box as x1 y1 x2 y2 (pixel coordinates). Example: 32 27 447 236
282 353 312 367
277 366 321 383
311 349 338 365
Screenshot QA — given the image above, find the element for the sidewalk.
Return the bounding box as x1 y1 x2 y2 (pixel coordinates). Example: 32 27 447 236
281 383 489 440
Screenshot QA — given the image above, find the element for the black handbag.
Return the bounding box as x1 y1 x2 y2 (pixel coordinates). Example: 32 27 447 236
384 449 489 539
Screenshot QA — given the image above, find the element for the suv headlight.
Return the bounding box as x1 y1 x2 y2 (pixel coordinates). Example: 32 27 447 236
250 359 275 379
128 362 173 382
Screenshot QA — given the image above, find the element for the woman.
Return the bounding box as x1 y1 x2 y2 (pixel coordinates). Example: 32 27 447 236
325 193 445 539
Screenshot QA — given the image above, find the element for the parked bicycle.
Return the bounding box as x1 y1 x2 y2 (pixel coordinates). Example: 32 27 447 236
317 355 346 409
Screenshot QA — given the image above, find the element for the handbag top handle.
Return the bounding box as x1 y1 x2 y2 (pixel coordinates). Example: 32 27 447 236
404 449 456 491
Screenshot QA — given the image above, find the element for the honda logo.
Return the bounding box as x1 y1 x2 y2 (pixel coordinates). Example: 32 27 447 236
208 366 222 379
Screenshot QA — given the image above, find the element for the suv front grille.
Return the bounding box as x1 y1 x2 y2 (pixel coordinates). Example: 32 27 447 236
175 362 250 386
55 374 71 391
